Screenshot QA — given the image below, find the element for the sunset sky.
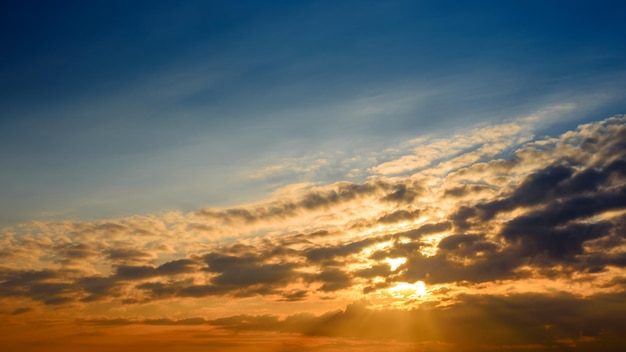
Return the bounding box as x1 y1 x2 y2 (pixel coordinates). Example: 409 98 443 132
2 1 626 351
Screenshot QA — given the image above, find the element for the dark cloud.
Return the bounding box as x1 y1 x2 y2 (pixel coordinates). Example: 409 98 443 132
438 233 483 251
278 289 308 301
86 292 626 350
77 276 119 302
155 259 197 275
10 307 32 315
376 209 421 224
135 281 182 299
115 259 198 280
104 248 152 263
444 128 626 278
135 280 233 300
354 264 393 279
391 222 452 241
443 184 491 198
0 257 203 304
495 184 626 263
94 223 127 233
83 318 134 326
450 205 477 231
304 237 379 263
203 252 298 286
451 131 626 233
476 160 626 222
211 262 297 287
476 164 575 221
27 282 75 305
208 314 281 331
197 181 388 224
179 284 230 298
369 240 424 260
380 183 420 204
194 180 425 235
580 251 626 274
399 189 625 285
0 269 77 305
0 269 57 284
113 251 303 299
114 265 158 280
314 268 351 292
402 249 523 284
54 243 96 264
503 218 613 260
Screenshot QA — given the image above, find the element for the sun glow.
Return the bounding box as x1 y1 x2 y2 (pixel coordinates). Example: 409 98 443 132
388 281 428 299
384 257 407 271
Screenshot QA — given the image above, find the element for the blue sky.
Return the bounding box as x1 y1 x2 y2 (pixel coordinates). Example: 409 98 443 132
1 0 626 226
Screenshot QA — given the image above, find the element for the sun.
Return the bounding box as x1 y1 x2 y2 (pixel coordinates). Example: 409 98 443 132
414 280 427 296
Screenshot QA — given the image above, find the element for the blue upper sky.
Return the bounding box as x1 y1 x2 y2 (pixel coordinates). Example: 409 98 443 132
1 0 625 226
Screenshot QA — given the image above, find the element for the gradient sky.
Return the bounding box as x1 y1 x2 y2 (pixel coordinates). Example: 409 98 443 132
2 1 626 351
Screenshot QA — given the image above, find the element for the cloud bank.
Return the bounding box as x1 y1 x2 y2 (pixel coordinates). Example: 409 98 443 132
2 115 626 351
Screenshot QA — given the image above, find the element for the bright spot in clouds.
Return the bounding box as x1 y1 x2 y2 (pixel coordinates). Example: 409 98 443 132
389 281 428 299
385 257 407 271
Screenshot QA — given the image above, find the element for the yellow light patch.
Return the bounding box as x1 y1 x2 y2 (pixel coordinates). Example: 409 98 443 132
384 257 407 271
388 281 427 299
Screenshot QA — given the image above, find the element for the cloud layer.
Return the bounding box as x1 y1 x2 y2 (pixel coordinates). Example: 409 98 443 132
2 115 626 351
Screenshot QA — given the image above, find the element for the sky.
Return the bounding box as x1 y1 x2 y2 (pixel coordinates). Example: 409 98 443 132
1 1 626 351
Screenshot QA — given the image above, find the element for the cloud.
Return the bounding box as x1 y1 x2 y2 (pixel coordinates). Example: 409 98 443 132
10 307 32 315
370 118 535 176
204 253 298 288
104 248 153 263
305 238 380 263
195 181 390 226
313 268 352 292
1 115 626 351
81 292 626 350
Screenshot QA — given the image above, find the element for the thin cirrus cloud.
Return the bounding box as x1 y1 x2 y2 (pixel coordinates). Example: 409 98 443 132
2 115 626 351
